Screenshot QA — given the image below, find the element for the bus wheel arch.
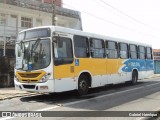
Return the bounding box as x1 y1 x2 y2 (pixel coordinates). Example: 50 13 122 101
77 72 92 96
131 69 138 85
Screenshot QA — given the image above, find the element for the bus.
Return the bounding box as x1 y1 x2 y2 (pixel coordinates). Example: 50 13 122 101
14 26 154 95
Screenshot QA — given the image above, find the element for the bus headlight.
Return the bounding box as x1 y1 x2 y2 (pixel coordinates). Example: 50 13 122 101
39 73 51 83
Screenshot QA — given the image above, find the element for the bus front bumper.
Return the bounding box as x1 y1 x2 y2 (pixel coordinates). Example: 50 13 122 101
14 79 54 93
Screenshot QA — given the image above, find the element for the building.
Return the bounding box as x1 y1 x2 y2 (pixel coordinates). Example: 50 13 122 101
34 0 62 7
0 0 82 57
153 49 160 60
153 49 160 74
42 0 62 7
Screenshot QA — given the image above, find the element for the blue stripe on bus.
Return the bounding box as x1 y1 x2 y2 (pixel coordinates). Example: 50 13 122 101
122 59 154 72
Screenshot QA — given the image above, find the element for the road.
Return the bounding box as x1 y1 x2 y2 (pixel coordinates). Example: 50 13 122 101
0 77 160 120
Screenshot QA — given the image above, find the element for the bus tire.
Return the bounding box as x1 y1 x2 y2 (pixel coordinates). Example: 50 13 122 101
78 75 89 96
131 71 138 85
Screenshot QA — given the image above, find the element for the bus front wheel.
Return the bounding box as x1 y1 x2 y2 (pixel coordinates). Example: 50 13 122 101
78 75 89 96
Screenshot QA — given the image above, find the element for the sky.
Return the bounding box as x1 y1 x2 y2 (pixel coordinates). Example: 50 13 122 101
63 0 160 49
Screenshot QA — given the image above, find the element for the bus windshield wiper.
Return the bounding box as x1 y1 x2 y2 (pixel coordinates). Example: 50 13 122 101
30 38 41 59
32 38 41 51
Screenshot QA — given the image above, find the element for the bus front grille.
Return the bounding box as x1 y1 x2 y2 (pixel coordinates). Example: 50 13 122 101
23 85 35 89
22 79 38 83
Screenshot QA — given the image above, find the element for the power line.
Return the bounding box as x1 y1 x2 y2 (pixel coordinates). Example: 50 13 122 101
62 2 135 31
95 0 129 22
99 0 160 33
2 0 160 40
62 2 160 39
100 0 149 26
95 0 160 36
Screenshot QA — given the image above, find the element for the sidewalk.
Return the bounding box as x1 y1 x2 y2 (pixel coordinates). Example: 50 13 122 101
0 74 160 100
149 74 160 78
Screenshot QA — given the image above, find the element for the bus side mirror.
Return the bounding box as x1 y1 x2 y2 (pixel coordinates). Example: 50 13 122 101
20 41 24 52
52 36 63 47
52 37 57 43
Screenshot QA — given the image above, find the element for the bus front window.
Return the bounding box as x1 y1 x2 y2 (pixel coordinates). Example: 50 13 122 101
16 39 51 70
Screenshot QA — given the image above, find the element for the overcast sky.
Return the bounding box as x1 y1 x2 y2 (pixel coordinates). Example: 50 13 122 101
63 0 160 49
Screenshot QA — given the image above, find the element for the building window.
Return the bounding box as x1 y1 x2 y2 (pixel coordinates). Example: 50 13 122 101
21 17 32 28
0 13 6 25
130 44 138 59
106 41 118 58
74 35 89 58
90 38 105 58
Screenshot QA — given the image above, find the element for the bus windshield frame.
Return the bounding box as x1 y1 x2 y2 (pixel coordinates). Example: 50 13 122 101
15 28 51 71
17 28 51 41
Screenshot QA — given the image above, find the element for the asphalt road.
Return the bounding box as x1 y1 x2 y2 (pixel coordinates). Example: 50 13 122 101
1 77 160 120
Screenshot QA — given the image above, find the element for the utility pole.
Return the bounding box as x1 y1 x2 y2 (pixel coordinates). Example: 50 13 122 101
3 38 6 56
52 0 56 25
2 1 5 56
3 14 6 56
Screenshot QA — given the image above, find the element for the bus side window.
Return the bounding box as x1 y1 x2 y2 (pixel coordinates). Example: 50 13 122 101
119 43 128 59
74 35 89 58
138 46 146 59
90 38 105 58
54 37 73 65
129 44 138 59
146 47 152 59
106 41 118 58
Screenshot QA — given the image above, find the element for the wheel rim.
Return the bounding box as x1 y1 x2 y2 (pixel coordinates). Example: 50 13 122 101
78 75 89 95
79 80 87 91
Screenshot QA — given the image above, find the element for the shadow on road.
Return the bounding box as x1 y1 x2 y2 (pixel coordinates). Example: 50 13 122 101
20 80 160 110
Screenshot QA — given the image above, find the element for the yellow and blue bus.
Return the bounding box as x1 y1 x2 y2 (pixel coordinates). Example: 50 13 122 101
14 26 154 95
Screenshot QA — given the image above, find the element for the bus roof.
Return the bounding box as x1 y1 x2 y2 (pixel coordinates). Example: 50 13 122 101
19 26 152 47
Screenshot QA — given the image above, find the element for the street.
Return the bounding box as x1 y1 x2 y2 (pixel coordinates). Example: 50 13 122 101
0 77 160 120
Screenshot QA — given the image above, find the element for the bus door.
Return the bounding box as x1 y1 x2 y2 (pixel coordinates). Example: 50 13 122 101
53 35 75 92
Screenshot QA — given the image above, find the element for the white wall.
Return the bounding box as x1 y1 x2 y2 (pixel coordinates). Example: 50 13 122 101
0 3 82 42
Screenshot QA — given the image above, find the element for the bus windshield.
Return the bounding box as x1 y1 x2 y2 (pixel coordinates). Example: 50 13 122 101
15 38 51 70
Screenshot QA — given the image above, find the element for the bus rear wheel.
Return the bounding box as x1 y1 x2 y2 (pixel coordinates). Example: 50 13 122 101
131 71 138 85
78 75 89 96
